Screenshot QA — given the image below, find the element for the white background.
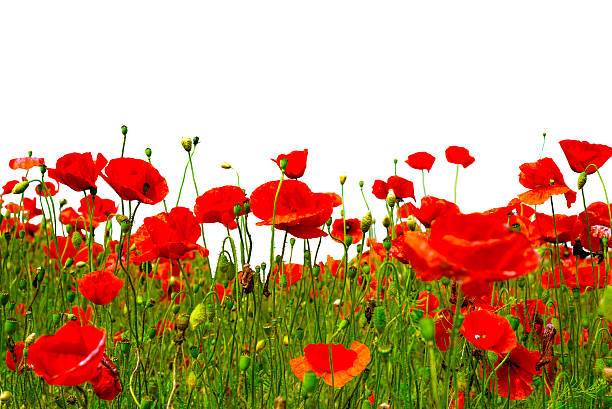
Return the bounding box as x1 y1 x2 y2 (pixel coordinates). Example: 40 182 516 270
2 1 612 266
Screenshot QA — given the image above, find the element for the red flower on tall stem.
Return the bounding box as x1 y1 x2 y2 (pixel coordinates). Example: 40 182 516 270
6 341 25 372
77 269 124 306
100 157 168 205
397 196 459 228
559 139 612 174
517 157 576 208
194 185 247 229
47 152 107 192
272 149 308 179
372 176 415 201
78 195 118 228
35 181 59 197
331 218 363 244
9 156 45 170
445 146 475 168
405 152 436 172
492 345 541 400
460 309 517 355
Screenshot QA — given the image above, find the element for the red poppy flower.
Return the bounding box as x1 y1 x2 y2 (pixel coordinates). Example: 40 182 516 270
132 207 209 262
434 307 455 351
324 255 345 279
2 180 19 195
518 158 576 208
372 176 415 201
100 157 168 205
416 291 439 316
44 234 104 267
460 309 517 355
529 212 582 244
541 254 610 293
331 218 363 244
78 269 124 305
9 156 45 170
6 341 25 372
290 342 370 387
492 345 541 400
445 146 475 168
390 211 540 283
577 201 612 252
78 195 118 228
69 305 93 326
214 283 232 304
90 354 122 401
35 181 59 197
48 152 107 192
397 196 459 228
194 185 247 229
405 152 436 172
272 263 303 288
60 207 85 230
559 139 612 174
27 320 106 386
250 180 342 239
272 149 308 179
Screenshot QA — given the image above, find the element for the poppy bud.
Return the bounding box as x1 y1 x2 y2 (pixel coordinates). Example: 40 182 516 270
0 291 8 306
121 221 132 234
186 371 197 390
11 180 30 194
419 317 435 341
361 212 372 234
279 158 288 171
193 136 200 146
507 315 521 331
121 125 128 136
233 203 242 217
302 371 318 395
181 137 193 152
66 290 76 303
326 217 333 227
59 198 67 208
487 351 498 365
18 279 26 290
239 354 251 371
40 164 47 174
221 163 232 169
256 339 266 352
189 345 200 359
296 327 304 340
145 147 152 158
340 175 347 185
52 313 60 325
578 171 587 190
312 265 320 277
382 216 391 229
147 326 157 339
172 304 180 315
71 232 82 249
120 339 131 354
541 289 550 303
4 318 17 335
383 237 392 251
386 189 396 209
373 306 386 333
274 396 287 409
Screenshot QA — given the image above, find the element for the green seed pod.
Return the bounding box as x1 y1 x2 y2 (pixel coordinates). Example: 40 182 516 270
373 306 386 333
120 339 131 354
147 326 157 339
507 315 521 331
419 317 435 341
5 318 18 335
302 371 318 395
181 137 192 152
121 125 128 136
239 355 251 371
0 291 9 306
338 319 349 330
382 237 392 251
189 303 207 331
541 289 550 303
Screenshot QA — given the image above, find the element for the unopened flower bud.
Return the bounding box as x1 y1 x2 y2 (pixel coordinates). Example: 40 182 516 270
121 125 128 136
145 147 152 158
221 163 232 169
279 158 288 170
11 181 30 194
340 175 347 185
361 212 372 233
181 137 193 152
59 199 67 208
578 171 587 190
176 313 190 332
71 233 82 249
193 136 200 146
382 216 391 229
386 189 397 209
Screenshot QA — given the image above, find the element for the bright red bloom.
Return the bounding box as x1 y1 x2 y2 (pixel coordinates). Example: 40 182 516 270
272 149 308 179
493 345 541 400
529 212 582 244
390 211 540 283
518 157 576 208
194 185 247 229
541 254 610 293
132 207 209 262
397 196 459 228
250 180 342 239
9 156 45 170
6 341 25 372
47 152 107 192
559 139 612 174
35 181 59 197
434 307 455 351
273 263 303 288
331 218 363 244
416 291 439 316
77 195 118 228
2 180 19 195
90 354 122 401
44 234 104 267
100 157 168 205
405 152 436 172
460 309 517 355
324 255 345 278
445 146 475 168
78 269 124 305
27 321 106 386
214 283 232 304
290 342 370 387
69 305 93 326
577 201 612 252
372 175 415 201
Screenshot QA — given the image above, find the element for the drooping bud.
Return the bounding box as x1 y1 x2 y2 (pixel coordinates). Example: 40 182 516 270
221 163 232 169
382 216 391 229
11 181 30 194
71 233 82 249
578 171 587 190
189 303 207 331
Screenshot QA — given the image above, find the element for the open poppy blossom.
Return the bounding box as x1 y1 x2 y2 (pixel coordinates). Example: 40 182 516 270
90 354 122 401
290 342 370 387
397 196 459 228
44 233 104 267
132 207 209 262
331 218 363 244
272 149 308 179
6 341 25 373
9 156 45 170
77 269 124 305
405 152 436 172
27 320 106 386
517 157 576 208
272 263 303 288
529 212 582 245
492 345 541 400
460 309 517 355
2 180 19 195
77 195 118 228
250 179 341 239
35 181 59 197
372 175 415 201
194 185 247 229
577 201 612 252
100 157 168 205
47 152 107 192
415 291 439 316
559 139 612 174
445 146 475 168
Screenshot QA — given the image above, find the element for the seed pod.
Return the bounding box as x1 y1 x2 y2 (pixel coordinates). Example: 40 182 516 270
373 306 386 333
419 317 435 341
302 371 317 395
176 313 190 332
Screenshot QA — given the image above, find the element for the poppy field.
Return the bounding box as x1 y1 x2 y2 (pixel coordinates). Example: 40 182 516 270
2 130 612 409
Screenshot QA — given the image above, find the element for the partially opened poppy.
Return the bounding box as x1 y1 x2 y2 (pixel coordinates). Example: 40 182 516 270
100 157 168 205
194 185 247 229
518 157 576 208
559 139 612 174
6 341 25 372
290 342 370 387
405 152 436 172
372 176 415 201
331 218 363 244
397 196 459 228
460 309 517 355
445 146 475 168
35 181 59 197
47 152 107 192
77 195 118 228
272 149 308 179
27 320 106 386
9 156 45 170
492 345 541 400
77 269 124 305
90 354 122 401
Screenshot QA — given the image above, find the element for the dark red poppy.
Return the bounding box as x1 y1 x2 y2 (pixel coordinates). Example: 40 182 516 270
194 185 247 229
90 354 122 401
372 175 415 201
460 309 517 355
100 157 168 205
9 156 45 170
2 180 19 195
397 196 459 228
331 218 363 244
35 181 59 197
518 157 576 208
559 139 612 174
250 180 342 239
445 146 475 168
47 152 107 192
390 211 540 283
405 152 436 172
78 269 124 305
272 149 308 179
6 341 25 372
492 345 541 400
27 320 106 386
132 206 209 262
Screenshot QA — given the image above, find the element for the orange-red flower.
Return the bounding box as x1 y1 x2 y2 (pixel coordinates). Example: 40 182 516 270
372 176 415 201
405 152 436 172
194 185 247 229
272 149 308 179
290 342 370 387
559 139 612 174
272 263 303 288
397 196 459 228
100 157 168 205
331 218 363 244
445 146 475 168
77 269 124 305
48 152 107 192
35 181 59 197
517 157 576 208
9 156 45 170
460 309 517 355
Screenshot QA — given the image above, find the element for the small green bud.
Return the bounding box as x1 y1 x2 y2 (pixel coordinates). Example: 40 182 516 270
302 371 317 395
11 180 30 194
4 318 17 335
373 306 386 333
145 147 152 158
121 125 128 136
279 158 288 170
66 290 76 303
577 171 587 190
419 317 435 341
239 355 251 371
